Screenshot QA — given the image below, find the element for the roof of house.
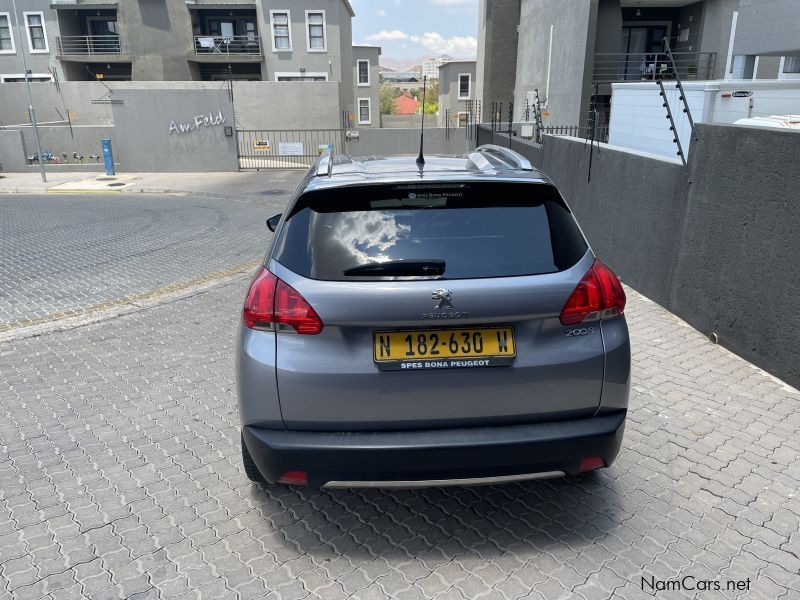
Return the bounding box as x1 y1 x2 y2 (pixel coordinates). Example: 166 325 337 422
439 60 477 70
353 45 382 55
342 0 355 17
394 93 421 115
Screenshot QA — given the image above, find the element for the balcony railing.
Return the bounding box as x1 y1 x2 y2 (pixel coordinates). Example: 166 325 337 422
593 52 717 84
53 0 118 5
57 35 122 55
194 35 262 57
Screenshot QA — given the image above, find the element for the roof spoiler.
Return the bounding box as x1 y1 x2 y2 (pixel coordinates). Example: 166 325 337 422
470 144 534 171
316 148 334 178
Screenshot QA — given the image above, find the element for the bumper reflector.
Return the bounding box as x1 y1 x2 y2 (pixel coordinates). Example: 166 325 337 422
277 471 308 485
579 456 605 473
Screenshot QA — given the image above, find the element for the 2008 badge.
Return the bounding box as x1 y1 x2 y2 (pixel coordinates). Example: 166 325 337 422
566 327 595 337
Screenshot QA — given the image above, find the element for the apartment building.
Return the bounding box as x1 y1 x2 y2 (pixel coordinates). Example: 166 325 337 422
731 0 800 79
475 0 518 123
0 0 356 85
421 56 450 79
0 0 59 82
477 0 800 126
352 44 380 127
438 60 477 127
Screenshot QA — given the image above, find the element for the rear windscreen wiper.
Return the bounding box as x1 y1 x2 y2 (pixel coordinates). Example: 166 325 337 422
343 259 445 277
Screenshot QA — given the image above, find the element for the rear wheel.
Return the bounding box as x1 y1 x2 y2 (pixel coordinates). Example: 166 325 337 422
241 434 266 483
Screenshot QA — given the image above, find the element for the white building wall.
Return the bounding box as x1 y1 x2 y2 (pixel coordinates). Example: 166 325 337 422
609 80 800 158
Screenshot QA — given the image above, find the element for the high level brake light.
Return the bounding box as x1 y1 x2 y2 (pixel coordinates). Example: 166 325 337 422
242 267 323 334
560 259 626 326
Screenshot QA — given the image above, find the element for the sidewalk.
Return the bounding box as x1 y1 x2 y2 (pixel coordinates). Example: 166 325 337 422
0 169 303 196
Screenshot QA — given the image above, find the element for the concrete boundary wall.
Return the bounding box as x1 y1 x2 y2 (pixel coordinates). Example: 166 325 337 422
673 124 799 389
6 126 118 164
111 89 238 173
345 128 468 157
0 81 344 130
477 124 799 388
0 130 28 173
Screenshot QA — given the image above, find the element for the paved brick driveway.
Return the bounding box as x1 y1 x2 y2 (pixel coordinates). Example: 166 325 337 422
0 182 296 326
2 272 799 599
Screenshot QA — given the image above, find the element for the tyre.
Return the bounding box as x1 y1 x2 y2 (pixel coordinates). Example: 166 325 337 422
241 434 266 483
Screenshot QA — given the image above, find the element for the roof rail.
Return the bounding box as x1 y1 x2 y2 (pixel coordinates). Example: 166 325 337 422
316 148 334 177
472 144 534 171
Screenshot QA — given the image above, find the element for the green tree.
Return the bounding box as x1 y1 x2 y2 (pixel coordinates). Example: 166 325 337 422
379 84 402 115
422 80 439 115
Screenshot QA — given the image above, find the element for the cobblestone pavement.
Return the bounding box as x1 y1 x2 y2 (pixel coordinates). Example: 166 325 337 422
1 271 799 599
0 176 299 326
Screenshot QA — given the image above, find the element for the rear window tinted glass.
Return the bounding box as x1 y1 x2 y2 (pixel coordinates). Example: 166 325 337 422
272 182 587 281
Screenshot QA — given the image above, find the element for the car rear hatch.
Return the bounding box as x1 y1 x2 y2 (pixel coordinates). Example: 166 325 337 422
268 180 606 431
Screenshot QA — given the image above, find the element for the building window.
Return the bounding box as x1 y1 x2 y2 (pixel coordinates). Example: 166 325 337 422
357 60 369 86
457 112 468 127
24 12 48 53
306 10 326 52
358 98 371 124
0 13 15 54
784 56 800 73
0 73 54 82
458 73 471 100
270 10 291 52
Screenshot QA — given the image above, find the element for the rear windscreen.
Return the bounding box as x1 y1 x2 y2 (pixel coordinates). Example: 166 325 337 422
272 182 588 281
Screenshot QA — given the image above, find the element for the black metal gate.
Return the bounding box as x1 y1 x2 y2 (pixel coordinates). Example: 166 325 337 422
236 129 345 170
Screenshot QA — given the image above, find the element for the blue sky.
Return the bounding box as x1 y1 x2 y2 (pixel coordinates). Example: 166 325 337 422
350 0 478 65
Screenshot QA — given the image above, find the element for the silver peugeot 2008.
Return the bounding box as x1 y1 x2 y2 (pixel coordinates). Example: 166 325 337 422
236 145 630 488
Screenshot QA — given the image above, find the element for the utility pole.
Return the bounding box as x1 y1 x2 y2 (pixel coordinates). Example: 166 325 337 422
12 0 46 182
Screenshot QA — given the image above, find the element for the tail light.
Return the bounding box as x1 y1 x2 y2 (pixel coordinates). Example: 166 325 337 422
242 267 323 334
560 259 626 325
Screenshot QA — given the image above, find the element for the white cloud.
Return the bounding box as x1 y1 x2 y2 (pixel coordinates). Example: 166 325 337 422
409 32 477 57
367 29 410 41
366 29 477 59
375 9 388 16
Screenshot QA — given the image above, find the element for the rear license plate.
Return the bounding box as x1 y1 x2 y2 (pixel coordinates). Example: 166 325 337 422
373 327 516 371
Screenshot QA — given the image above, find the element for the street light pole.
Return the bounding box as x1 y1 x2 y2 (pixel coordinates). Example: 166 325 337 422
11 0 46 182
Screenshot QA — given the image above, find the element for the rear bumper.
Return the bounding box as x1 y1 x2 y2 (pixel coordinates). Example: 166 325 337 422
242 411 626 487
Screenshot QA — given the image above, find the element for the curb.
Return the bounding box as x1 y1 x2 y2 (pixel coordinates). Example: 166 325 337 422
1 187 188 195
46 188 124 194
0 259 260 342
0 188 51 194
138 188 185 195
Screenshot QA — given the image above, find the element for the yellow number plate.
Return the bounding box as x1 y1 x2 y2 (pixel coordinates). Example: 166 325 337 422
373 327 516 371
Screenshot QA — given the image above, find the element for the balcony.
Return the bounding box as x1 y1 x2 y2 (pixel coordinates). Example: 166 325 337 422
593 52 717 85
57 35 122 56
194 35 262 60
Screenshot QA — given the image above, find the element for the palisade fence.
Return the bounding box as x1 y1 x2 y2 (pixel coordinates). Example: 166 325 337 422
482 100 609 146
236 129 345 170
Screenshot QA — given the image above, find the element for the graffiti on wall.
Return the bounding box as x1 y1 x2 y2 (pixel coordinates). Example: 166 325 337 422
169 110 227 135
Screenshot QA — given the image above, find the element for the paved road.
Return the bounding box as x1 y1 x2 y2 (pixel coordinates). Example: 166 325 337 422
1 189 799 600
0 178 300 327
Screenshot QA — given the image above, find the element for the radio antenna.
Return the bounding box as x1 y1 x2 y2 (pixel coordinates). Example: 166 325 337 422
416 75 427 166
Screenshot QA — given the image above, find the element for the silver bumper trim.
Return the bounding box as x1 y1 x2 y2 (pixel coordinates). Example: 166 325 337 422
321 470 565 489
